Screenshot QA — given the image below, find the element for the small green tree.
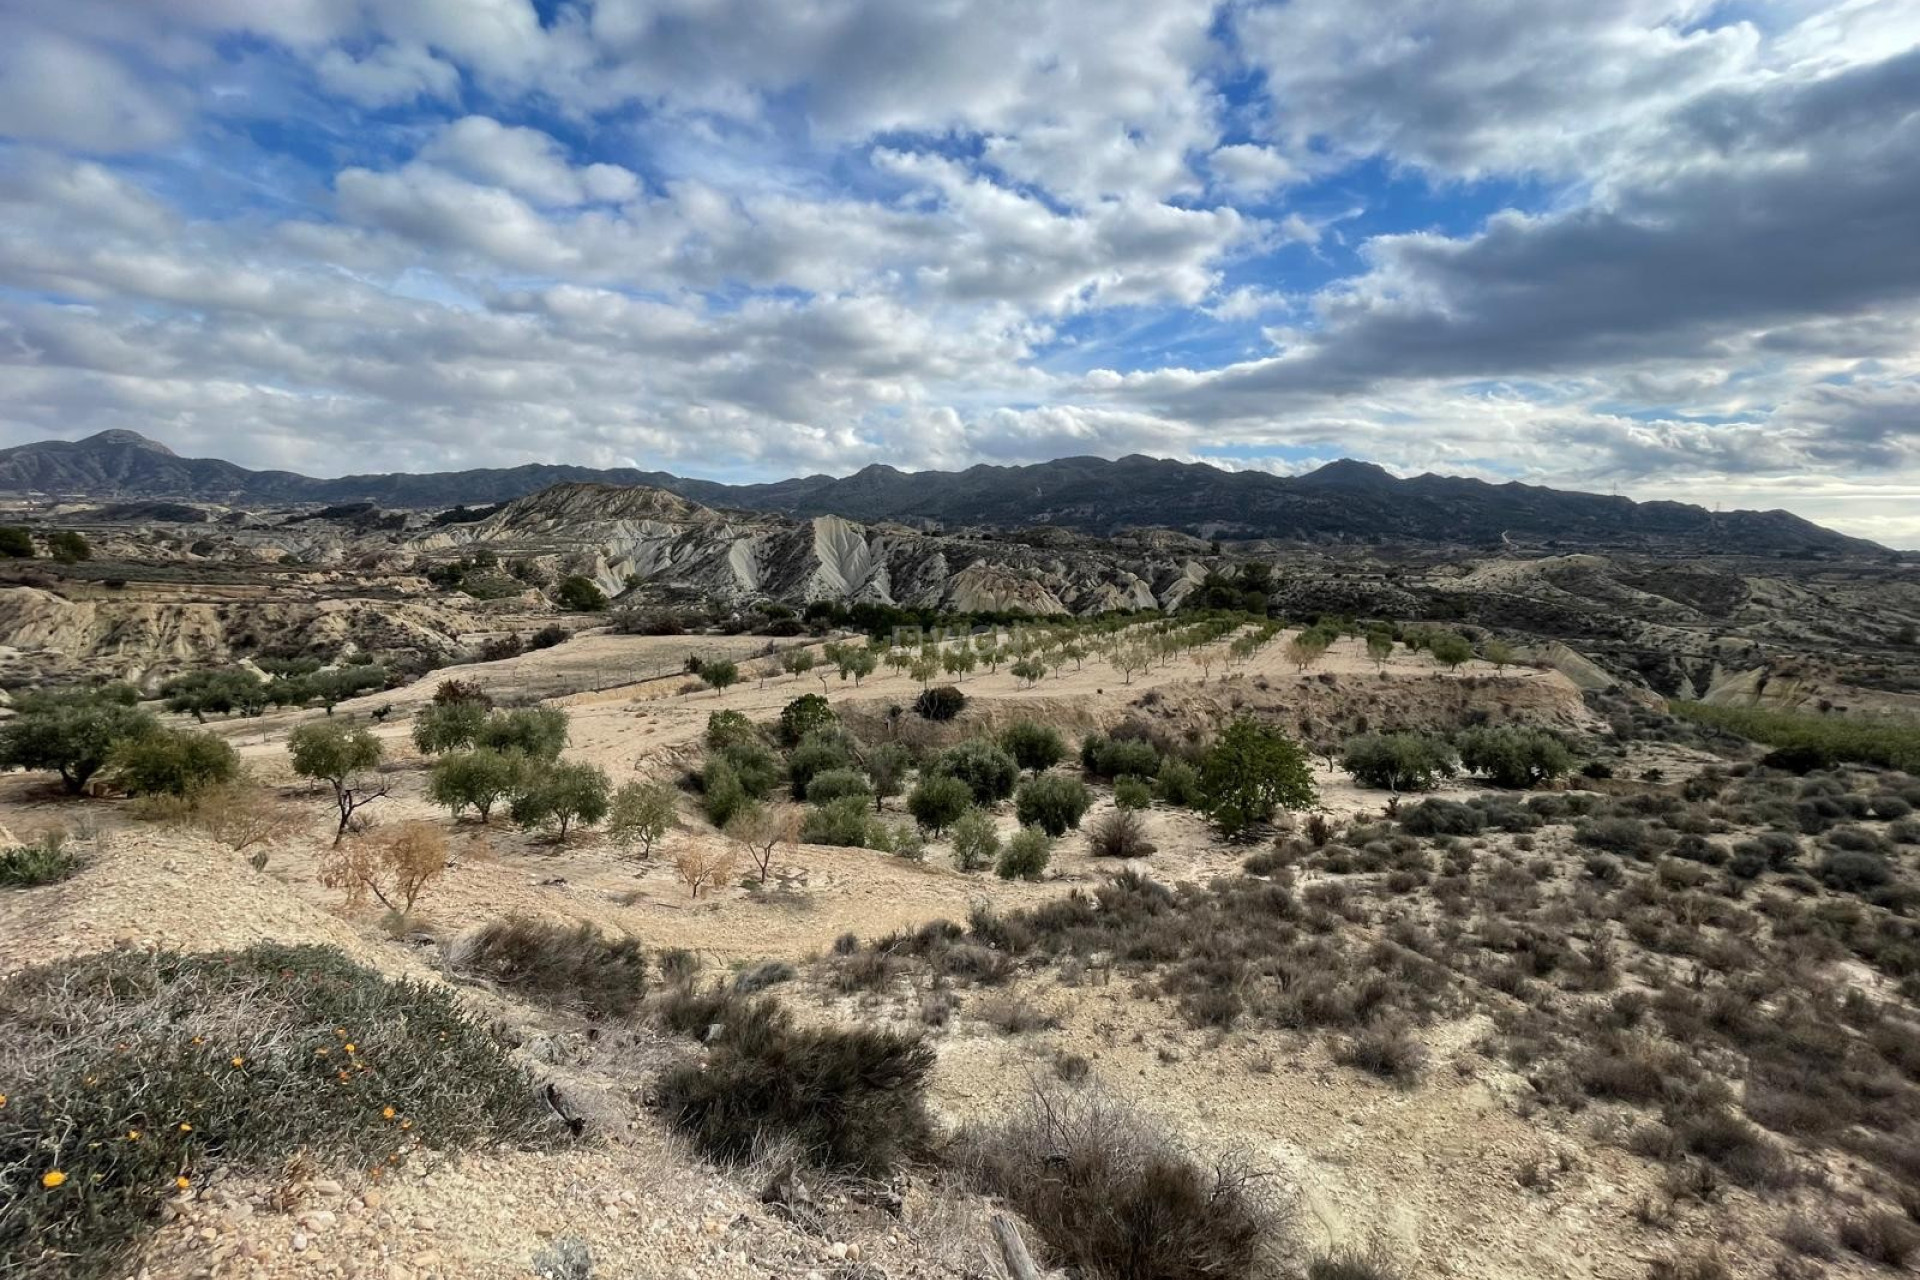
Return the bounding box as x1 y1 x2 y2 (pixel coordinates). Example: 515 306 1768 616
427 749 524 823
1429 632 1474 669
1458 726 1573 788
160 669 268 721
288 721 387 844
555 575 607 611
1009 657 1047 687
1285 632 1330 673
1365 630 1394 670
999 721 1066 773
778 694 836 747
0 526 31 558
1113 776 1154 810
1014 774 1092 836
907 775 972 835
934 740 1019 805
787 730 856 800
780 648 818 681
837 647 878 685
705 709 758 750
608 779 678 859
0 688 157 794
108 728 238 797
995 826 1052 880
1481 640 1518 673
701 758 750 827
47 530 90 563
862 741 911 811
949 808 999 871
412 700 489 754
510 760 611 841
1197 717 1317 837
477 706 569 761
805 767 873 805
701 659 740 697
307 665 387 714
1342 732 1457 793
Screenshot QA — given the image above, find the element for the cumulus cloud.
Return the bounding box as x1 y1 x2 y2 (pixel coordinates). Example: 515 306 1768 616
0 0 1916 544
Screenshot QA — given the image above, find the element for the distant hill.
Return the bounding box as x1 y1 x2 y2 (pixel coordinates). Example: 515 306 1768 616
0 429 1884 556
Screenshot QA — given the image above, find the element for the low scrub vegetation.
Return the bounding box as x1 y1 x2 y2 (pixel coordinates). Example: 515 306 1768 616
654 995 935 1175
0 944 552 1278
0 834 82 888
457 918 648 1018
956 1084 1287 1280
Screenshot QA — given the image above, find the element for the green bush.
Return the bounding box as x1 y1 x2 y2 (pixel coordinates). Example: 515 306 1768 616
108 728 238 797
950 808 1000 872
1081 734 1161 780
476 706 569 762
908 775 973 835
509 761 611 840
1000 721 1066 772
777 694 836 747
913 685 967 721
607 780 677 858
412 700 488 754
1341 732 1457 792
654 996 935 1175
1113 776 1153 810
788 730 857 800
805 767 873 805
1015 774 1092 836
160 668 268 721
934 739 1020 805
1457 726 1573 788
862 741 912 810
0 944 551 1278
0 837 83 889
0 525 30 558
803 796 877 847
1673 702 1920 773
47 530 90 563
458 918 647 1018
1198 718 1316 837
701 759 750 828
555 575 607 611
716 739 783 799
996 827 1053 880
1154 758 1201 807
705 709 758 750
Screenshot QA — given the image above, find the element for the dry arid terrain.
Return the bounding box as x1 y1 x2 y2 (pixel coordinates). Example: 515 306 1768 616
4 497 1920 1280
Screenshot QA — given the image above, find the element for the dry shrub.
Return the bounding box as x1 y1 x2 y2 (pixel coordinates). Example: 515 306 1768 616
318 821 446 918
1087 808 1156 859
726 803 801 883
1335 1019 1427 1086
956 1083 1287 1280
141 780 299 853
457 917 648 1018
655 996 935 1175
673 842 739 898
1839 1211 1920 1268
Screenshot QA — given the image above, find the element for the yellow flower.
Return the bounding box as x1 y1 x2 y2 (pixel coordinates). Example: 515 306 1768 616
382 1106 396 1120
344 1043 356 1054
230 1056 246 1068
0 1093 7 1108
42 1171 67 1189
127 1130 141 1142
178 1123 192 1133
175 1176 192 1190
190 1037 204 1046
399 1120 412 1131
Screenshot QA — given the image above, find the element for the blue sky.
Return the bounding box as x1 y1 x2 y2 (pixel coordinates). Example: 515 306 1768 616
1 0 1917 544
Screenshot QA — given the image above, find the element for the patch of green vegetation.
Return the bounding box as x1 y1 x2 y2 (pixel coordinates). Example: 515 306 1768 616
1673 702 1920 772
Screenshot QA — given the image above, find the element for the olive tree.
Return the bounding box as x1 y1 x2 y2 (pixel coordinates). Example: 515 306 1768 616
288 721 387 844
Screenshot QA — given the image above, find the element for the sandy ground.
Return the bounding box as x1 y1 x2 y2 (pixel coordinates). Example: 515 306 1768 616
1 626 1644 1280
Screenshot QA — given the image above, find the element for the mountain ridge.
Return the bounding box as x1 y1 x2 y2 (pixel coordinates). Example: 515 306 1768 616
0 429 1883 556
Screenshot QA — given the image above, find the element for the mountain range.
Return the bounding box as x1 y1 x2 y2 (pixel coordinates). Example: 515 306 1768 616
0 429 1883 556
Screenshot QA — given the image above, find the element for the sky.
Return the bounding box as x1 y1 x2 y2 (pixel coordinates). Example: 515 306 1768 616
1 2 1917 546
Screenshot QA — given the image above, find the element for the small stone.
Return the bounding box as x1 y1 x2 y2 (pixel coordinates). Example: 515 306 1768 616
291 1232 308 1253
310 1179 345 1197
361 1190 384 1211
846 1243 862 1262
410 1250 441 1268
828 1242 850 1261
